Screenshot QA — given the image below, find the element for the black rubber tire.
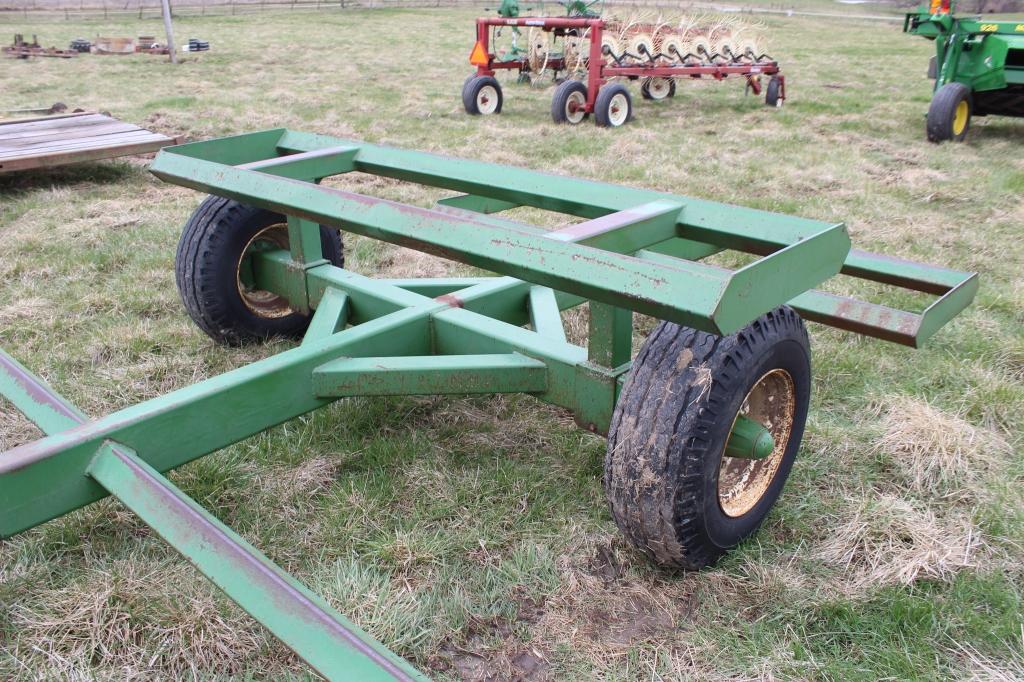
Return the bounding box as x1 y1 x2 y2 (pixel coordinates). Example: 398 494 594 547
927 82 972 142
604 306 811 570
175 195 343 346
594 83 633 127
640 78 675 100
765 77 782 107
551 79 589 124
462 75 503 115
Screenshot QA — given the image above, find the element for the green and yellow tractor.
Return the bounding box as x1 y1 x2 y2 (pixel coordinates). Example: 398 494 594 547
905 0 1024 140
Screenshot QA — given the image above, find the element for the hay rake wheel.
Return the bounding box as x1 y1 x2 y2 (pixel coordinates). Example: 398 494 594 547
1 130 977 678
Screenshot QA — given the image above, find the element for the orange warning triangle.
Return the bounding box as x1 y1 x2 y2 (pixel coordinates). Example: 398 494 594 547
469 41 489 67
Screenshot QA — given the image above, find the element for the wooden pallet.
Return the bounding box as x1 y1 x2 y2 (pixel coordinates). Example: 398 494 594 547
0 112 178 174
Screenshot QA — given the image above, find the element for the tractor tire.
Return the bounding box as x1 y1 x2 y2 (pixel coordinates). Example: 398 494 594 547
594 83 633 127
641 77 675 100
605 306 811 570
927 82 972 142
551 79 588 124
463 75 503 115
765 76 783 107
175 196 343 346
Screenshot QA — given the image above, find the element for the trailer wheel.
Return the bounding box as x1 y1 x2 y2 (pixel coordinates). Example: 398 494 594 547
594 83 633 127
551 79 588 124
605 306 811 570
927 82 972 142
463 75 503 116
765 77 783 107
641 78 675 100
175 196 343 346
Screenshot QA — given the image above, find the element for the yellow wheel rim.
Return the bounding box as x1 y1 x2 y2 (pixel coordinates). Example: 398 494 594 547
952 100 969 136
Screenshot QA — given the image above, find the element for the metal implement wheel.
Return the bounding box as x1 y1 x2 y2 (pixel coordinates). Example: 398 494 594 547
604 306 811 570
927 82 972 142
765 76 783 107
175 196 343 345
462 75 503 116
551 79 589 124
594 83 633 127
640 77 675 100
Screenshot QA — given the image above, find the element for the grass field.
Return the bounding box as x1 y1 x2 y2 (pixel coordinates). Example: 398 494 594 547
1 6 1023 681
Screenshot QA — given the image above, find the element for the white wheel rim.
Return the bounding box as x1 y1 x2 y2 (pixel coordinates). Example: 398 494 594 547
566 91 586 124
607 93 629 126
476 85 499 115
647 78 670 100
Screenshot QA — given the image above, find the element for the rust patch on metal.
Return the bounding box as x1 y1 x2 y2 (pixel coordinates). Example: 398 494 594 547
435 293 465 308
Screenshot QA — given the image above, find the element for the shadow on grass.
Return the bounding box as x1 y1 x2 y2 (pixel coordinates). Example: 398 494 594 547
972 118 1024 142
0 162 136 197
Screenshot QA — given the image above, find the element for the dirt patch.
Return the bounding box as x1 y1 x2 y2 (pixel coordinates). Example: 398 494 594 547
582 593 675 648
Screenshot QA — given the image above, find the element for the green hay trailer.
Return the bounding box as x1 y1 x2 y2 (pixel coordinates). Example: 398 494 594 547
905 0 1024 140
0 130 977 678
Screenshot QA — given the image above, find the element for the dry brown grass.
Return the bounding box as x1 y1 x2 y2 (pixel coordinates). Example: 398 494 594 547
815 494 987 595
871 395 1012 499
5 561 293 679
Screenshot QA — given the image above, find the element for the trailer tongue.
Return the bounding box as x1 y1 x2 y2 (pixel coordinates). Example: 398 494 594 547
0 130 976 678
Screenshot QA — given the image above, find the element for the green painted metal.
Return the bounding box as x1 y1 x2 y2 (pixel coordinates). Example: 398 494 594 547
905 2 1024 125
87 443 426 681
724 415 775 460
302 287 350 345
0 129 980 680
313 353 548 397
0 349 88 435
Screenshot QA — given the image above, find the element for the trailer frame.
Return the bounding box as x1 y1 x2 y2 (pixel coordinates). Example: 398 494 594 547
0 129 977 679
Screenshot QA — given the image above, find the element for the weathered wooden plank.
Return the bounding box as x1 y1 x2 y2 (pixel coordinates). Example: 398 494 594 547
0 131 171 161
0 113 108 132
0 122 143 147
0 111 98 127
0 138 174 173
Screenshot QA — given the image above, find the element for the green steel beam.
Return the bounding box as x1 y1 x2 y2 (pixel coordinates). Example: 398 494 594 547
88 443 426 681
239 144 359 181
274 130 845 252
0 304 436 538
435 193 520 214
313 354 548 397
528 286 567 343
302 287 350 346
150 133 853 335
0 349 88 435
588 303 632 368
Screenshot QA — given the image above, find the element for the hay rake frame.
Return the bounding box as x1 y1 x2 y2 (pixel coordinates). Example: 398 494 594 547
465 16 785 125
0 129 977 678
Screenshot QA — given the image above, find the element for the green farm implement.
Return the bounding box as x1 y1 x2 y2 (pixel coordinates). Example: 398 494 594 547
1 129 977 678
905 0 1024 140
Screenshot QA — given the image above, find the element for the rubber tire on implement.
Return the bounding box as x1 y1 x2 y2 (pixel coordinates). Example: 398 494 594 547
594 83 633 127
927 82 972 142
765 76 782 107
551 79 589 124
604 306 811 570
462 75 503 115
640 78 675 100
175 196 343 346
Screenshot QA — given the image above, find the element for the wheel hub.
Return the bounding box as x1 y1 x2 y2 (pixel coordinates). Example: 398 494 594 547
237 224 294 319
717 368 796 518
